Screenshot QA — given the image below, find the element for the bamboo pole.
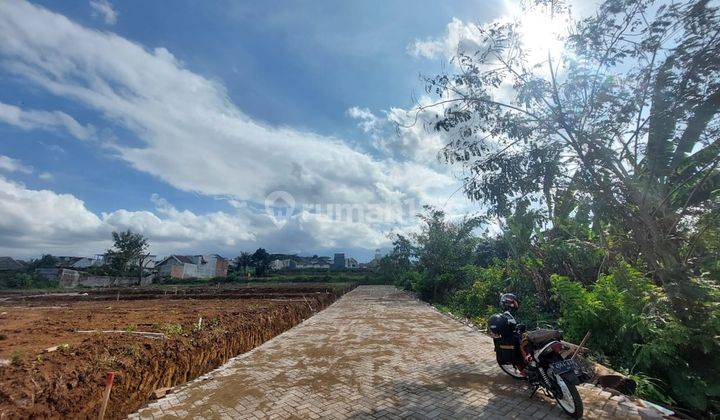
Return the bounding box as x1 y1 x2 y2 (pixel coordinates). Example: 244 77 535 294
571 331 591 360
97 372 114 420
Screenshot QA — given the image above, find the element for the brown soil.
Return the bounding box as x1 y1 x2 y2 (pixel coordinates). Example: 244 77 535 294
0 283 354 419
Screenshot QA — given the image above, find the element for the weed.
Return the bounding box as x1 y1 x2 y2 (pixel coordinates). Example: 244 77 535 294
97 351 118 368
156 323 184 336
9 350 23 365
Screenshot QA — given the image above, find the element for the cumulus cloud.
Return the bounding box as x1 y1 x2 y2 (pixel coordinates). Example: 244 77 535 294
0 155 33 174
347 101 448 165
0 0 475 257
347 106 381 133
0 101 95 140
89 0 117 25
0 0 446 207
0 175 394 258
408 18 486 60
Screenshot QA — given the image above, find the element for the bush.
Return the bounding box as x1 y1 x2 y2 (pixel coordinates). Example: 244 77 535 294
0 272 58 289
445 261 551 328
552 263 720 412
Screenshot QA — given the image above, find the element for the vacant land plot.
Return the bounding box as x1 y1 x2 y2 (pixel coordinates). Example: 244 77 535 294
0 283 353 418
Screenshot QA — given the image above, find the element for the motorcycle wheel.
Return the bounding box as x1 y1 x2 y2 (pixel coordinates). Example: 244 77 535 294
498 362 525 379
552 372 584 418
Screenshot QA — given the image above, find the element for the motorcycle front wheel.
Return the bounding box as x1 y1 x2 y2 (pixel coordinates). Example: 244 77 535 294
552 372 583 418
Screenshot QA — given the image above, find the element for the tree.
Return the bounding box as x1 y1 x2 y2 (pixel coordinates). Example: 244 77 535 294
387 206 483 301
237 252 252 275
251 248 271 277
424 0 719 321
27 254 58 270
107 230 151 285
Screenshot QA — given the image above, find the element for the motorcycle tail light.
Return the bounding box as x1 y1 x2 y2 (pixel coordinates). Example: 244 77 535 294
551 342 563 353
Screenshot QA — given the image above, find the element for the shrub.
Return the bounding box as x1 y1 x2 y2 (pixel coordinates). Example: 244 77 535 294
552 263 720 412
0 272 58 289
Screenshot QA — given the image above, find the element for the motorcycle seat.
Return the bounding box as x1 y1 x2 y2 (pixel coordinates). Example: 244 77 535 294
525 329 561 346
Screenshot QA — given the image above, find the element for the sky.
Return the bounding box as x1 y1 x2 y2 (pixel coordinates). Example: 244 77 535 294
0 0 551 261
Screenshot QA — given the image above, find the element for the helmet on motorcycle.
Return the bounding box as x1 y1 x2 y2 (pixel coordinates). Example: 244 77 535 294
500 293 519 313
488 313 513 337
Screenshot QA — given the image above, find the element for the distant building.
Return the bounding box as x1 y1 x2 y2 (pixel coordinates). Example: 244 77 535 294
56 256 98 269
156 255 198 279
333 253 346 269
96 253 156 271
197 254 229 278
270 256 331 271
333 253 359 269
270 259 292 271
156 255 228 279
0 257 25 271
35 267 80 284
345 257 359 269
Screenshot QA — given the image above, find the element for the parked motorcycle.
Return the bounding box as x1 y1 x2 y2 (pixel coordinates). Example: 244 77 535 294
489 294 584 418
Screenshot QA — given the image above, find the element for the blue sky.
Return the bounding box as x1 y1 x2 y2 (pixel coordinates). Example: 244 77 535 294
0 0 516 260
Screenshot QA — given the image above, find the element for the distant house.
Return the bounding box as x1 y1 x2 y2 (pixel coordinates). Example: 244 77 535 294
332 253 359 269
197 254 229 278
270 259 293 271
35 267 80 284
156 255 198 279
156 255 228 279
96 253 156 271
56 256 98 269
0 257 25 271
270 255 331 271
345 257 359 269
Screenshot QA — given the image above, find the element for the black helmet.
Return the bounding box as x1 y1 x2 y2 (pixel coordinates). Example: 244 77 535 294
500 293 519 313
488 313 510 337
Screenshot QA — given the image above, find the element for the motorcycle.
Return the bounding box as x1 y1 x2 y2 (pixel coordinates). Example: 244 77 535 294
490 318 584 418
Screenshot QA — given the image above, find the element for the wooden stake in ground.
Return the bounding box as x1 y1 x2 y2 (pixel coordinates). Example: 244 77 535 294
98 371 115 420
571 331 591 360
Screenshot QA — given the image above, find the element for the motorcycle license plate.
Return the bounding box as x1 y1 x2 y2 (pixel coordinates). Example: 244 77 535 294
551 359 577 375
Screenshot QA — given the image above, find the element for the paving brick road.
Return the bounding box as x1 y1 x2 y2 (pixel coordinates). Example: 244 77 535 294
134 286 665 419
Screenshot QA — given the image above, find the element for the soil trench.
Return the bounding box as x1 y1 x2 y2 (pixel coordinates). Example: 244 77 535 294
0 283 354 419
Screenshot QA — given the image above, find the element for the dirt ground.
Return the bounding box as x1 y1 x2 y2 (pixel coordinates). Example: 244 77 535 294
0 283 353 418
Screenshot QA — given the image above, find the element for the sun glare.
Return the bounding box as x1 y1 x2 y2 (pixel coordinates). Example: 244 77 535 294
509 2 568 64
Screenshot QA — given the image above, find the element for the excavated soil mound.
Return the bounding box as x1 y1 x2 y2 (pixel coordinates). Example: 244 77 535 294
0 283 353 418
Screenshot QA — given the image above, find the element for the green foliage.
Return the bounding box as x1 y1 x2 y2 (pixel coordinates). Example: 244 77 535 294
25 254 58 270
0 271 58 289
106 230 151 281
409 0 720 414
251 248 271 277
156 323 184 336
236 252 252 275
552 264 720 412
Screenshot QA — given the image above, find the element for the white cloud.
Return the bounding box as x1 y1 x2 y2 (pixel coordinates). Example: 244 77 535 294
0 1 476 257
89 0 117 25
0 101 95 140
0 155 32 174
0 175 395 258
408 18 486 60
347 106 380 133
38 171 53 181
347 100 449 166
0 0 438 206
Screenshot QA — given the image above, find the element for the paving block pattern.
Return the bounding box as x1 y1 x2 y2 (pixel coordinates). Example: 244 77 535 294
133 286 666 419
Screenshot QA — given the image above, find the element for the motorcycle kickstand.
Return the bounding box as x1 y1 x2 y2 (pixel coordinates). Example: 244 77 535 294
529 385 539 398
